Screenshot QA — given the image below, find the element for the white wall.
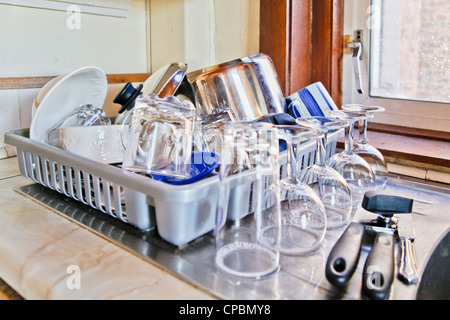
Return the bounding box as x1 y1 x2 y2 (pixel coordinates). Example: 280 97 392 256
149 0 260 72
0 0 149 77
0 0 261 153
0 0 149 152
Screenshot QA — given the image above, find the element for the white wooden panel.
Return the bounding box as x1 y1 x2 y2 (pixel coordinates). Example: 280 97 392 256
0 0 130 17
214 0 260 64
0 0 148 77
149 0 260 73
183 0 215 71
149 0 188 72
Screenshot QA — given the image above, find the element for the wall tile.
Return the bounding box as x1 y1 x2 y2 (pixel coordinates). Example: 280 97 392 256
387 162 427 179
0 148 7 160
426 170 450 184
18 88 40 129
0 90 20 149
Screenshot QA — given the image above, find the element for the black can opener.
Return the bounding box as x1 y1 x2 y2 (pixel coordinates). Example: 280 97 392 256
325 191 413 300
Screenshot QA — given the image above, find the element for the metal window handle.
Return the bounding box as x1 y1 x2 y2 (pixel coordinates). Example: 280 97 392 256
347 30 364 94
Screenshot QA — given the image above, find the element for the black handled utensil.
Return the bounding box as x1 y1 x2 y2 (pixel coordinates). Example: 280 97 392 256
325 222 365 287
362 231 396 300
361 191 414 299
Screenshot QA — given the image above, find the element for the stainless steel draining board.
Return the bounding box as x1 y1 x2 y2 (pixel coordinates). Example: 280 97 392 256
16 176 450 300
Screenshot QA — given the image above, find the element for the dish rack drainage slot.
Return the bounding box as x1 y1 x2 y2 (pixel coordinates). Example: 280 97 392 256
20 149 127 222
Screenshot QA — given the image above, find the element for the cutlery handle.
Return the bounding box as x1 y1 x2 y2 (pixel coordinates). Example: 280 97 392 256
326 222 365 286
362 232 395 300
398 238 419 285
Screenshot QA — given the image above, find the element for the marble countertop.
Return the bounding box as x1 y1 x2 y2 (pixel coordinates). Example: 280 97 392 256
1 155 449 300
0 157 215 300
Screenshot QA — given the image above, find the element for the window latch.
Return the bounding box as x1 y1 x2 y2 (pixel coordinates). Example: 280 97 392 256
346 30 364 94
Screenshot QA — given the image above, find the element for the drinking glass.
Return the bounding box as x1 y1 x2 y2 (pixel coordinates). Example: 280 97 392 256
341 104 388 191
295 117 353 230
276 125 327 256
121 94 195 178
48 104 111 147
326 109 376 208
215 122 282 279
193 111 231 155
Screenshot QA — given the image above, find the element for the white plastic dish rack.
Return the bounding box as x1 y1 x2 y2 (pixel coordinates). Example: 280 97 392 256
4 128 338 246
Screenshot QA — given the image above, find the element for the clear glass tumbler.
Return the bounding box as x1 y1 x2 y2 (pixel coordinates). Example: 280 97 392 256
215 122 282 279
121 94 195 178
48 104 111 147
193 111 231 155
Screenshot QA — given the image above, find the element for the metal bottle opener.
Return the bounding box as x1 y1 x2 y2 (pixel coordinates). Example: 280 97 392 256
325 191 415 300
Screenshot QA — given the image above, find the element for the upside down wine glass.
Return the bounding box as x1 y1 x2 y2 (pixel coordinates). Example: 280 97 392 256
341 104 388 191
326 110 376 208
276 125 327 256
295 117 353 230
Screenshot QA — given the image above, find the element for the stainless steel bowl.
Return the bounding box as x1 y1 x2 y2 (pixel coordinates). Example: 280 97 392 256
187 53 286 121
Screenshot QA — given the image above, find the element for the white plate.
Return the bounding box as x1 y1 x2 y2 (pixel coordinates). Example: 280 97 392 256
30 66 108 145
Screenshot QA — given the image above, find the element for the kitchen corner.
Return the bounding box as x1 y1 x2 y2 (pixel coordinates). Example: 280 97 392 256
0 156 215 300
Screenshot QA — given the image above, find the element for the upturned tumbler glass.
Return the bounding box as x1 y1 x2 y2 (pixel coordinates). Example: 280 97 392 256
214 122 282 279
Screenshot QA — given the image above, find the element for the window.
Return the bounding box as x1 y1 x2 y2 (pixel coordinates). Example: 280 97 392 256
342 0 450 132
370 0 450 104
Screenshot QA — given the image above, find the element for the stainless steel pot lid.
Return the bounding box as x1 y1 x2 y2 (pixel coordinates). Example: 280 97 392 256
114 62 196 115
187 53 286 121
143 62 196 106
143 62 187 97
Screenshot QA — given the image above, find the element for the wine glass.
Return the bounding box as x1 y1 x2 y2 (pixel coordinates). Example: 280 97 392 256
276 125 327 256
326 110 376 208
193 111 231 155
295 117 353 230
341 104 388 191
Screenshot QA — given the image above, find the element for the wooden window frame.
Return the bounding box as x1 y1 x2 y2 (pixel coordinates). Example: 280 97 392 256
260 0 344 104
259 0 449 153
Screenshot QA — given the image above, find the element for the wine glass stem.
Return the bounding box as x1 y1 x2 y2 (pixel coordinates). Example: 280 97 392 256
285 139 297 182
345 124 354 152
358 119 368 144
316 132 327 166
